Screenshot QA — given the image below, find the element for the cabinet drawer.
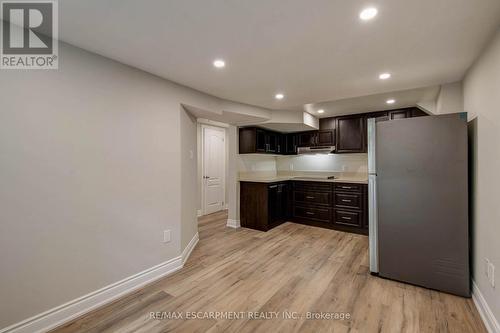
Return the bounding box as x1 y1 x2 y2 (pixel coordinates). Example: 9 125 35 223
333 183 363 193
334 209 362 227
294 191 331 206
334 192 361 209
294 206 331 223
293 181 333 192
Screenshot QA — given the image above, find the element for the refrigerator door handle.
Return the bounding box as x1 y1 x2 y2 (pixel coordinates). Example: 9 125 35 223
367 118 376 175
369 175 379 273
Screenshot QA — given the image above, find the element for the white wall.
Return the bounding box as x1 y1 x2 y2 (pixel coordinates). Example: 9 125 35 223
276 154 368 173
227 126 240 221
463 28 500 328
0 40 271 330
436 81 464 114
0 43 180 328
180 109 198 249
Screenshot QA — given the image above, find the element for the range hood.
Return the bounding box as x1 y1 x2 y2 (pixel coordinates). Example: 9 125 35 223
297 146 335 154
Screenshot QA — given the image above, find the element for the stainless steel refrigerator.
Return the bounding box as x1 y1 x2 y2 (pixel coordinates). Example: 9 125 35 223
368 113 470 297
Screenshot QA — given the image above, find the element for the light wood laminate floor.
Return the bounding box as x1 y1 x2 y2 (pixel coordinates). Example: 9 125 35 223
52 210 486 333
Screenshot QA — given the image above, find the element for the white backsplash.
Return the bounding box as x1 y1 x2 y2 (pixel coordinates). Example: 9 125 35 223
276 153 368 173
238 153 368 178
238 154 277 175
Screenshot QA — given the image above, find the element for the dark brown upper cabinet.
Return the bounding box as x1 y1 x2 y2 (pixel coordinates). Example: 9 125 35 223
410 108 428 117
255 128 267 152
295 117 336 148
266 131 279 153
335 115 366 153
283 133 298 155
388 107 428 120
239 108 428 155
365 111 389 122
297 131 317 147
239 127 281 154
389 109 409 120
319 117 336 130
239 127 259 153
316 130 335 146
297 130 335 147
316 117 335 146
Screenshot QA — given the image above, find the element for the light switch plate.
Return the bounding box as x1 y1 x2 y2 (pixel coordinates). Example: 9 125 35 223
163 230 171 243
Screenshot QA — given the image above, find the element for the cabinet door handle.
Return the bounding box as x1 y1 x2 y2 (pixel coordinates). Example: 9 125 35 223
341 216 352 220
341 199 351 202
341 186 352 189
306 196 315 199
306 212 315 215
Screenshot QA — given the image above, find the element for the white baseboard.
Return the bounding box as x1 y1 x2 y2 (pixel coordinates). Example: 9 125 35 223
472 280 500 333
0 233 199 333
226 219 240 228
182 232 199 264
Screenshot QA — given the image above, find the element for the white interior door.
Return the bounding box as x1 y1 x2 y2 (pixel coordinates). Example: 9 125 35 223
202 126 225 215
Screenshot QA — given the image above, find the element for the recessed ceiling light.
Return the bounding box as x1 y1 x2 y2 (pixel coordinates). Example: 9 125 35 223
317 109 325 114
275 93 284 100
213 59 225 68
386 99 395 104
359 7 378 20
379 73 391 80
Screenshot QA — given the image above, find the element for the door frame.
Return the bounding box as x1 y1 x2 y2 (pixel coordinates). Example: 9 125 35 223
200 124 227 216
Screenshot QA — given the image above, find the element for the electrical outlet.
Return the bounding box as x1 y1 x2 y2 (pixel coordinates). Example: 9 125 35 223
489 262 495 288
342 165 348 171
485 258 495 288
485 258 490 277
163 230 171 243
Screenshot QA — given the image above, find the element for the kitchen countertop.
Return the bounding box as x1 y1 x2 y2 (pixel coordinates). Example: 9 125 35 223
238 175 368 184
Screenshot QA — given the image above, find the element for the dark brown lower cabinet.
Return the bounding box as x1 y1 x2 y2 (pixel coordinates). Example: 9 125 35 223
290 181 367 235
332 183 368 234
268 182 290 227
293 205 331 223
291 181 333 227
334 209 362 227
240 180 367 235
240 181 290 231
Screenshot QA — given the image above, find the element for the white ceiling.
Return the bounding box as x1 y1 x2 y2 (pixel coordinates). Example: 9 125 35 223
59 0 500 110
305 85 440 118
